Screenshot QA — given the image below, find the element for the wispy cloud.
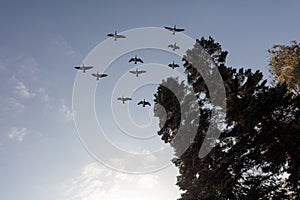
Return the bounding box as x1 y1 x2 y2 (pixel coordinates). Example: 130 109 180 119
0 96 25 114
51 34 77 57
7 97 25 112
18 56 39 75
60 102 73 121
15 81 35 98
37 87 49 102
12 55 40 80
7 127 27 143
60 162 160 200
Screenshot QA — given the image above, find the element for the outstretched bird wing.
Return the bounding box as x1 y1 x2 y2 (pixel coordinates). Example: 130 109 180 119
138 70 146 74
75 66 93 70
137 101 143 105
164 26 173 31
145 101 151 106
174 45 180 49
128 58 135 63
91 73 107 78
174 28 184 32
129 70 137 74
168 63 179 68
124 97 132 101
168 44 174 48
136 58 143 63
83 66 93 70
107 33 114 37
117 97 122 100
116 34 126 38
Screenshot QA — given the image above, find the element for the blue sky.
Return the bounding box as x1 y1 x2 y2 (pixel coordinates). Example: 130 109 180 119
0 1 300 199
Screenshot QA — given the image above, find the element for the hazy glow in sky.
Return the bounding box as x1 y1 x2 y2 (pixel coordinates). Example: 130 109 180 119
1 1 300 200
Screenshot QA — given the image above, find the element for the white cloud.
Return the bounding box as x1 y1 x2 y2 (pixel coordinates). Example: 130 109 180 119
60 103 74 121
15 81 35 98
106 150 161 173
8 127 27 143
136 174 158 189
60 162 165 200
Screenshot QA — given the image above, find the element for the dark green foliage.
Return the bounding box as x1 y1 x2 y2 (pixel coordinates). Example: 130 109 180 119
154 37 300 199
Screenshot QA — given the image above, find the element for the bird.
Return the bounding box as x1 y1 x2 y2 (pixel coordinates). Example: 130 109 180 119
168 42 180 51
74 64 93 73
129 68 147 77
168 61 180 69
91 72 108 80
129 55 144 64
164 25 184 35
117 96 132 104
107 30 126 41
138 99 151 107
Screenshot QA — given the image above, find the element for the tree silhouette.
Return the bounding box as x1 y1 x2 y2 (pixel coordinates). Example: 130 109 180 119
154 37 300 199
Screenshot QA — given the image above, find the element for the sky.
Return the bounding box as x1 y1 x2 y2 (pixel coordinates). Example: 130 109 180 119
0 1 300 200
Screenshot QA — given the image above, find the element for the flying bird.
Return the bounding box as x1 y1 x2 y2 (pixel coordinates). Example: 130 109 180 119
74 64 93 73
129 55 144 64
107 30 126 41
117 96 132 104
129 68 147 77
164 25 185 35
168 42 180 51
168 61 180 69
138 99 151 107
91 72 108 80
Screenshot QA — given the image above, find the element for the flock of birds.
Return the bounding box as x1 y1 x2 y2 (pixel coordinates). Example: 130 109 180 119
74 25 185 107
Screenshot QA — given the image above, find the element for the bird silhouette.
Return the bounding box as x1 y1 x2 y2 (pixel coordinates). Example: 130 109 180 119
137 99 151 107
168 61 180 69
91 72 108 80
107 30 126 41
129 55 144 64
74 64 93 73
164 25 185 35
168 42 180 51
117 96 132 104
129 68 147 77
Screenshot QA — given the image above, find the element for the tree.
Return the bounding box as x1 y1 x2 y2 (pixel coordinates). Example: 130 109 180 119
268 41 300 94
154 37 300 199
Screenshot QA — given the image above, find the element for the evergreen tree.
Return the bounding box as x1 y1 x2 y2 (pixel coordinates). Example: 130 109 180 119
154 37 300 199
